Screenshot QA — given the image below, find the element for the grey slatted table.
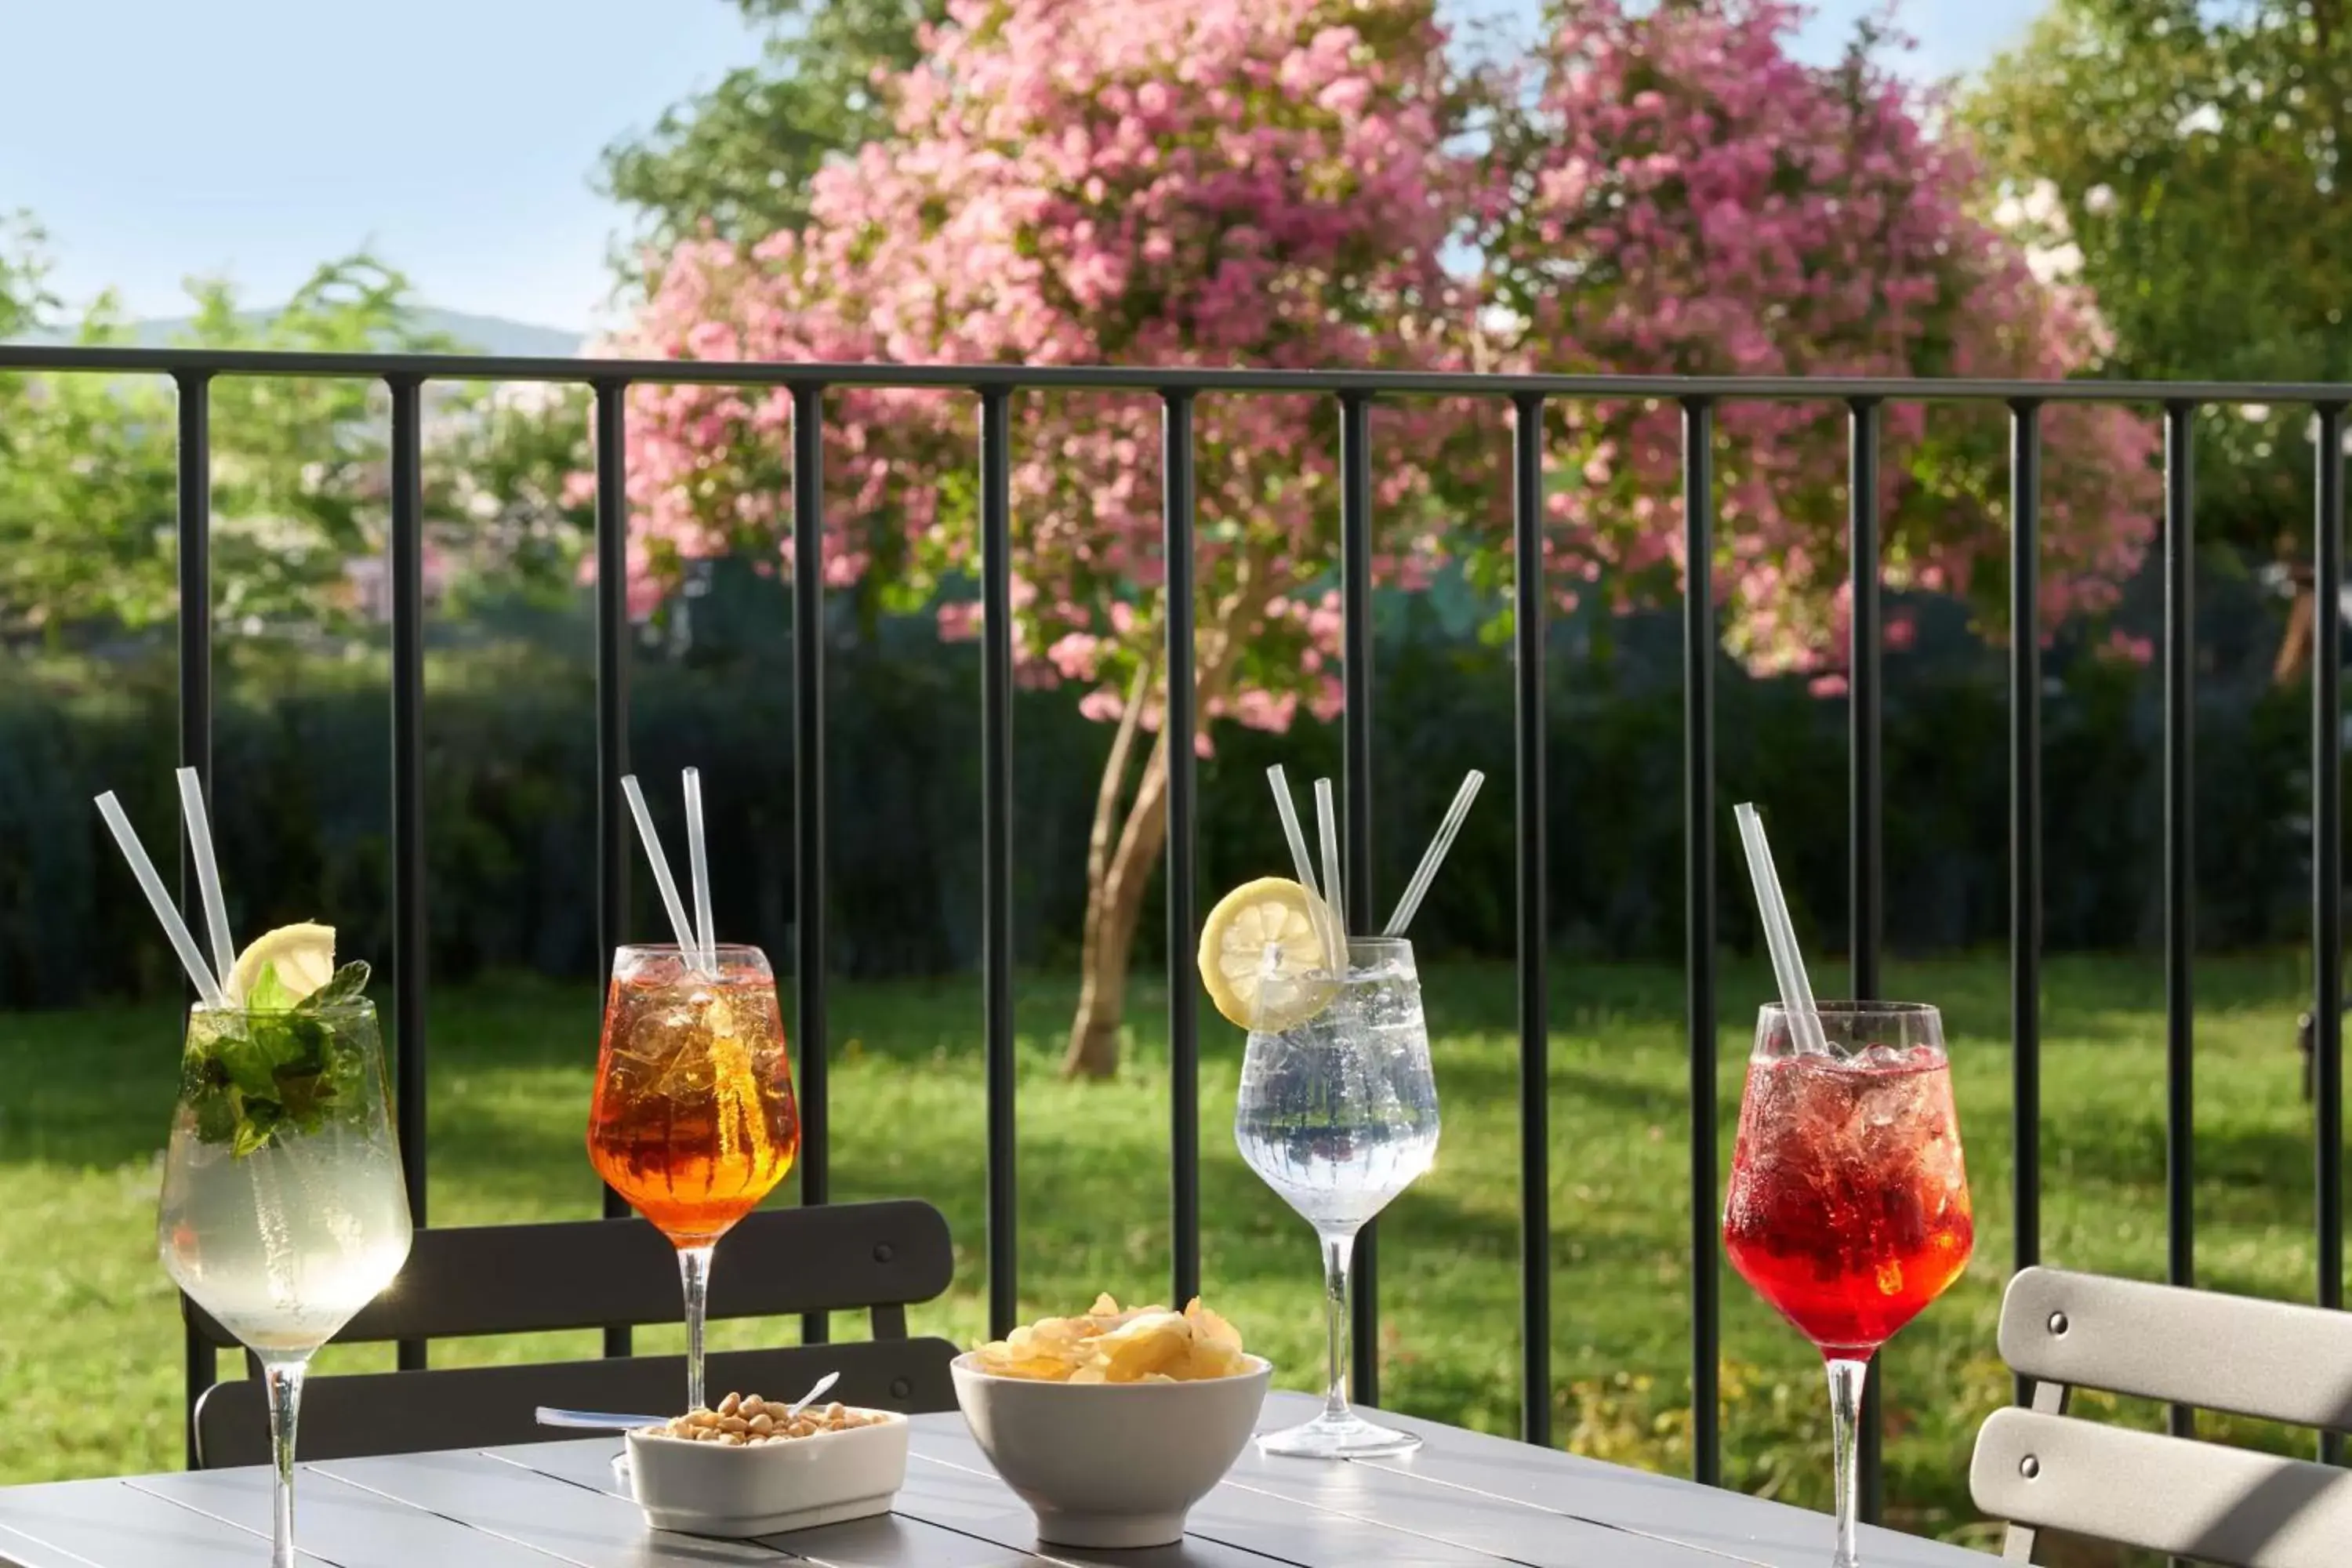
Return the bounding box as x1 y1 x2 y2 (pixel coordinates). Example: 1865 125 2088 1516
0 1393 1992 1568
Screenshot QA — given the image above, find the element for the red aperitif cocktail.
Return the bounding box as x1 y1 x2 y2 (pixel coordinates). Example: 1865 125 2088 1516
1722 1002 1972 1568
1723 1048 1973 1356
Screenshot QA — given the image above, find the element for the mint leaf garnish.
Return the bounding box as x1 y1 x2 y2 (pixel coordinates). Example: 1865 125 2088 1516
183 966 377 1156
310 960 370 1009
246 960 296 1012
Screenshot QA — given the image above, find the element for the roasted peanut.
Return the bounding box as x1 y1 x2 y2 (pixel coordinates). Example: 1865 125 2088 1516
655 1392 887 1443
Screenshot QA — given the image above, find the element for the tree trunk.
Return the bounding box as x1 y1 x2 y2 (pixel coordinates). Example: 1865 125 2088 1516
1060 554 1280 1080
2278 581 2318 687
2265 500 2318 688
1063 728 1171 1079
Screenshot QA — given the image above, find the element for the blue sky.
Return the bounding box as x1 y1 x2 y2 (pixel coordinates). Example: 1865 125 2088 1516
4 0 2042 334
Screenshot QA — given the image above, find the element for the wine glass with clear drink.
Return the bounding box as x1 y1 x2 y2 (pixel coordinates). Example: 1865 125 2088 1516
158 995 413 1568
1722 1003 1974 1568
588 943 799 1414
1234 935 1439 1457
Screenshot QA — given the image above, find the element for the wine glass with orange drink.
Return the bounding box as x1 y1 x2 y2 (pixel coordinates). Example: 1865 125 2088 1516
594 771 800 1414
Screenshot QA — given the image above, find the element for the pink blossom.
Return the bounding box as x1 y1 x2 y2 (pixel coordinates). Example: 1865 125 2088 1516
608 0 2155 724
610 0 1465 735
1474 0 2157 677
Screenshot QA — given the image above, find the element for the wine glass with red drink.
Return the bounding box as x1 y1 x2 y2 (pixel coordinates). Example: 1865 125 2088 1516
1722 1002 1973 1568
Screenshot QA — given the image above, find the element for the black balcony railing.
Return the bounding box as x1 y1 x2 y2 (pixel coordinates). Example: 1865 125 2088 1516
5 342 2350 1504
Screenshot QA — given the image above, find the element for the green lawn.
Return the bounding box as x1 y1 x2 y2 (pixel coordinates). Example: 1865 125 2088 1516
0 953 2336 1563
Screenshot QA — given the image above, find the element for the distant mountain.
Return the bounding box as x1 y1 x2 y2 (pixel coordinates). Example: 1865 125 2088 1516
6 307 586 358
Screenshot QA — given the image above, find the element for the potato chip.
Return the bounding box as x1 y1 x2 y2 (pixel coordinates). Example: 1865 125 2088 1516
967 1294 1253 1382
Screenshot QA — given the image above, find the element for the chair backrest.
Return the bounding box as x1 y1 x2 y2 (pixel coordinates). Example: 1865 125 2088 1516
1971 1266 2352 1567
191 1199 959 1468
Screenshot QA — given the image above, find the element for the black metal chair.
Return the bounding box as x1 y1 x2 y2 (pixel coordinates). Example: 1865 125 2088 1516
190 1199 958 1468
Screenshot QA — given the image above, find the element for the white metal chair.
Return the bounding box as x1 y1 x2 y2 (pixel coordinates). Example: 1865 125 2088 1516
1971 1265 2352 1566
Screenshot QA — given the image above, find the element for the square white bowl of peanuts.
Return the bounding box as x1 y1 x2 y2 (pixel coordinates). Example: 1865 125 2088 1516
623 1390 909 1538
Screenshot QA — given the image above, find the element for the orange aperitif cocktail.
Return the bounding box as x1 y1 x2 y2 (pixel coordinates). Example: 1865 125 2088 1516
589 943 798 1409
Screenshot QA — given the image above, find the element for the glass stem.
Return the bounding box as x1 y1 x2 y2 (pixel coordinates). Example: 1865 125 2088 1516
679 1243 716 1413
1827 1357 1868 1568
263 1355 307 1568
1319 1229 1356 1424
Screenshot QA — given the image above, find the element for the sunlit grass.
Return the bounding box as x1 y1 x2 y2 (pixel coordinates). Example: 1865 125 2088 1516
0 953 2332 1563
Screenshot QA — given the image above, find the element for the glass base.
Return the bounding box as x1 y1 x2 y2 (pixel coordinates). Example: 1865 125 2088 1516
1257 1411 1421 1459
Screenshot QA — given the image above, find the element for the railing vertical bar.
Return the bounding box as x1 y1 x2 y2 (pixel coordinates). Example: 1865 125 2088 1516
1339 391 1383 1411
387 374 429 1374
592 379 633 1358
2163 401 2198 1454
1167 385 1204 1307
791 382 831 1345
1512 392 1552 1447
1682 396 1719 1485
1165 390 1202 1308
2009 400 2043 1409
979 386 1019 1339
174 371 216 1464
2314 401 2344 1468
1846 396 1885 1519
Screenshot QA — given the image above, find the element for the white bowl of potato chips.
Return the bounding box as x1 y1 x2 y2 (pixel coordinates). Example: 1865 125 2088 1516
951 1296 1270 1549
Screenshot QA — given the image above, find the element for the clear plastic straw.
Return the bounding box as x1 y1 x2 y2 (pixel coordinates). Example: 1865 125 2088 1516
175 768 235 993
1266 765 1338 965
1314 777 1348 977
682 767 716 975
621 775 705 971
1383 770 1486 937
1733 802 1829 1054
95 791 225 1008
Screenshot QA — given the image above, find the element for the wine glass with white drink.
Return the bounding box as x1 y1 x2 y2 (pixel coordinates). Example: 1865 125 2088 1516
1198 767 1481 1458
100 774 412 1568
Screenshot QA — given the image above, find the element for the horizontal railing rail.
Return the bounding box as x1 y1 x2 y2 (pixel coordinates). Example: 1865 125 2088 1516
4 341 2347 1507
5 341 2352 402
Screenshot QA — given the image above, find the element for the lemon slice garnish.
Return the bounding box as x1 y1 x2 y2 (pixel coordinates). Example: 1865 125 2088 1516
1196 877 1338 1032
227 922 337 1007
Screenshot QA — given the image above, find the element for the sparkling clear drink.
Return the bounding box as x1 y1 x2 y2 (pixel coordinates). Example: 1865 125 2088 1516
158 1117 412 1354
1235 943 1439 1232
156 997 413 1356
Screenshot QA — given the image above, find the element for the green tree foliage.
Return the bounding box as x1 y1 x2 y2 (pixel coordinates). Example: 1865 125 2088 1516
0 240 590 644
1970 0 2350 384
1966 0 2352 670
598 0 947 264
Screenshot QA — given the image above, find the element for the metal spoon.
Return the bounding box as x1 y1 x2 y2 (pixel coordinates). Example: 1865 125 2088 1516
540 1370 841 1436
535 1406 666 1432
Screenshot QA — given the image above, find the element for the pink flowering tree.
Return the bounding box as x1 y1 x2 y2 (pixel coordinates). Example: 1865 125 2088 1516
615 0 1470 1076
1469 0 2157 677
616 0 2160 1077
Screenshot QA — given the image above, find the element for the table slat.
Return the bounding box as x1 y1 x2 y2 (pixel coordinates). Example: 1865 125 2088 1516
483 1442 1085 1568
910 1414 1733 1568
486 1439 1279 1568
320 1448 790 1567
128 1467 579 1568
1264 1396 1989 1567
0 1399 2002 1568
907 1427 1500 1568
0 1482 302 1568
768 1513 1094 1568
897 1452 1291 1568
